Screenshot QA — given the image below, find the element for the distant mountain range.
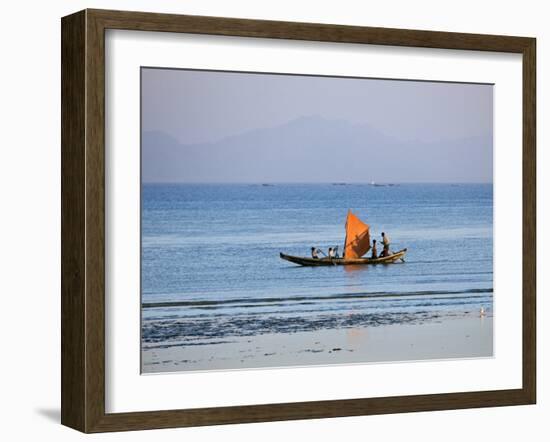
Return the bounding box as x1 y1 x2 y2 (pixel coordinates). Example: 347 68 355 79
142 115 492 183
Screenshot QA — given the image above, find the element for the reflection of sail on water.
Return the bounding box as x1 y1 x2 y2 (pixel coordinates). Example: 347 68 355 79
346 327 369 346
343 210 371 259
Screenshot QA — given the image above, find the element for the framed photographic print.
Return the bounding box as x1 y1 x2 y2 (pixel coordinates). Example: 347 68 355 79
61 9 536 433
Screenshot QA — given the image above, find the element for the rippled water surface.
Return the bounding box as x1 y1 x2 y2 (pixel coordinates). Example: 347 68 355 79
141 183 493 349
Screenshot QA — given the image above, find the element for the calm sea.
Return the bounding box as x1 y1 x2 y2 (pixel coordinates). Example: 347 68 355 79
141 183 493 349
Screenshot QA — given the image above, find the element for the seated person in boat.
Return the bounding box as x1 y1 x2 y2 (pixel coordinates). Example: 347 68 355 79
371 239 378 259
380 232 391 257
311 247 320 259
328 247 334 259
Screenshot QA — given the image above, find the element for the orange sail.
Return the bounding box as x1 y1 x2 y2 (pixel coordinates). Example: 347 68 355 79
343 210 371 259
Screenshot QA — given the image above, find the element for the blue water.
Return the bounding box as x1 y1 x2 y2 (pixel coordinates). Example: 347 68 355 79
141 183 493 347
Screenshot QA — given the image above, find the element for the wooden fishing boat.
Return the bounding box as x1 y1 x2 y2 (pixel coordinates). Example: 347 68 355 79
279 209 407 267
279 249 407 266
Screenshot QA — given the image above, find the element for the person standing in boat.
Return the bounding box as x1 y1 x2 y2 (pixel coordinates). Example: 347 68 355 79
371 239 378 259
380 232 391 257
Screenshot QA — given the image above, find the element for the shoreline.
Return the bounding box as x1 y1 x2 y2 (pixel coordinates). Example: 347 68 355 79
142 314 493 374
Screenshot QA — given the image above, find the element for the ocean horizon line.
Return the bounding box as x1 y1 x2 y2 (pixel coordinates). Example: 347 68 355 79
141 181 494 185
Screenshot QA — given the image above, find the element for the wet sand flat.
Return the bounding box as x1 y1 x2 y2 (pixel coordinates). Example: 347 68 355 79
142 314 492 374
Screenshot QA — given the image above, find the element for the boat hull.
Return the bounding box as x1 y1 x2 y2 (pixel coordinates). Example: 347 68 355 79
279 249 407 266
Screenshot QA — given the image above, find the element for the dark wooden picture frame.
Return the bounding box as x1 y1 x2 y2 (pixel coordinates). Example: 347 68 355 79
61 9 536 433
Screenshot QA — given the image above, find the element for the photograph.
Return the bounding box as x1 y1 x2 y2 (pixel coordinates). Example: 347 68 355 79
140 67 494 374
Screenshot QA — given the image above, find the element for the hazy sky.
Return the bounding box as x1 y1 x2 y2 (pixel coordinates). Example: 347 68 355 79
141 68 493 183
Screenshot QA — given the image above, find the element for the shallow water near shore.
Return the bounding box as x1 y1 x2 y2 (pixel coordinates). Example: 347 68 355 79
141 183 493 373
143 316 493 373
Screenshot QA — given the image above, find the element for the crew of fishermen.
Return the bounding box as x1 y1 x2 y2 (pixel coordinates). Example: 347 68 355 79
311 246 340 259
311 232 390 259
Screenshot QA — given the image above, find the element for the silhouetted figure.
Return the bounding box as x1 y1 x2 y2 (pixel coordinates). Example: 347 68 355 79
371 239 378 259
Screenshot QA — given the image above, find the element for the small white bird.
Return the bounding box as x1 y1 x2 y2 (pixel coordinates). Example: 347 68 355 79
480 307 486 317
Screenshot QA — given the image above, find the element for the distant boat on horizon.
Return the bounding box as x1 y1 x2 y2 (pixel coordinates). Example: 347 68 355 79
369 181 398 187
